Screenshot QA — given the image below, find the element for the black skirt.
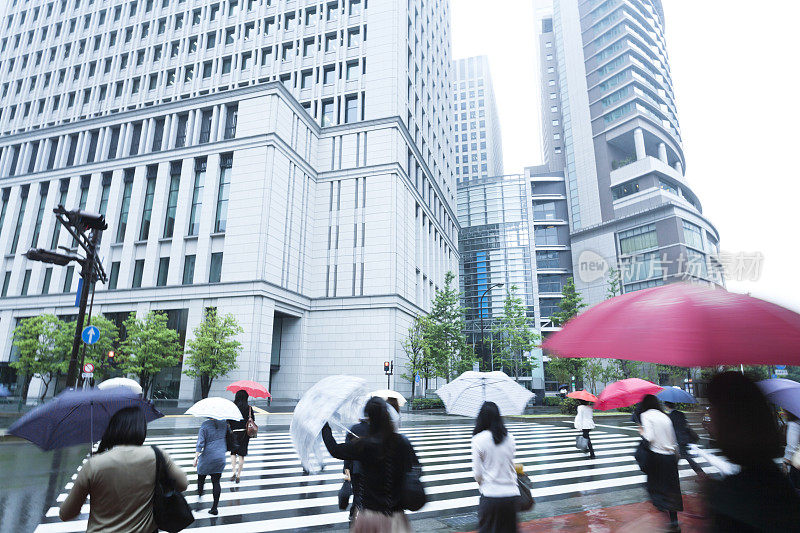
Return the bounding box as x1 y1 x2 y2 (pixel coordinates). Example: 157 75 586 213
231 430 250 456
646 451 683 512
478 495 518 533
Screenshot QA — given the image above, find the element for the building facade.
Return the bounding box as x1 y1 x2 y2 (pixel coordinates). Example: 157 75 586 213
0 0 458 401
452 56 503 183
535 0 722 309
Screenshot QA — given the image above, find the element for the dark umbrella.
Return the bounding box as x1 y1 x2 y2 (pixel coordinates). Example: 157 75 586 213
7 387 163 451
757 378 800 418
657 386 697 404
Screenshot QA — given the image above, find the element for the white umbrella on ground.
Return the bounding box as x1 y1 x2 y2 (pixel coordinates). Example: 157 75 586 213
371 389 407 407
186 397 243 421
436 371 534 417
290 375 370 474
97 377 143 395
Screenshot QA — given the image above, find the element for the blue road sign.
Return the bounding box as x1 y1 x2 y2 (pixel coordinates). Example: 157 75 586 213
81 325 100 345
776 365 786 370
75 278 84 306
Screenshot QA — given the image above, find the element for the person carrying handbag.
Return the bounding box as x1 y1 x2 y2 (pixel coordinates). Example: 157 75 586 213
322 397 422 533
229 390 256 483
574 400 596 459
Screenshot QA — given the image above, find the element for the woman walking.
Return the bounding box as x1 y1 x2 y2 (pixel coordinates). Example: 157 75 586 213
638 394 682 532
229 390 254 483
322 396 420 532
59 407 188 532
471 401 519 533
194 417 228 515
574 399 596 459
783 410 800 489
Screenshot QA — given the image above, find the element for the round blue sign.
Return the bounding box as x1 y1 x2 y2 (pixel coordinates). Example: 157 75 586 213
81 325 100 345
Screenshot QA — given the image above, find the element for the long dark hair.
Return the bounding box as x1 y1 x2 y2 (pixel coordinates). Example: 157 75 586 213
708 371 782 466
234 389 250 420
97 406 147 453
363 396 394 444
639 394 662 413
473 401 507 445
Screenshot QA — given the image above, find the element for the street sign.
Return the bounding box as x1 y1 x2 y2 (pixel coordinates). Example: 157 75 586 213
81 325 100 345
776 369 789 376
75 278 84 307
776 365 787 370
82 372 93 379
82 363 95 373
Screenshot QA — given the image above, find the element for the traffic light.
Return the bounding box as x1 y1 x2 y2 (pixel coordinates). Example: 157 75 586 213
107 350 115 359
384 361 390 373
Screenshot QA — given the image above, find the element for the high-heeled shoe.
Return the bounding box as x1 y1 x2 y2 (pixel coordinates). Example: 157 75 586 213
235 474 240 483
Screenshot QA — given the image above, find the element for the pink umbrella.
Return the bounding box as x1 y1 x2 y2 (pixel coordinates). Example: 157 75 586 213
543 283 800 367
594 378 663 411
567 390 598 403
226 380 271 398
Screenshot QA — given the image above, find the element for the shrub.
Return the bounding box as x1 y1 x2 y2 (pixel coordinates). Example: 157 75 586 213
410 398 444 410
543 396 564 406
560 397 580 415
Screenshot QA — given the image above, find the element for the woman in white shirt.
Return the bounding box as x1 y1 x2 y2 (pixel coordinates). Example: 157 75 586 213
783 410 800 488
471 401 519 533
574 400 596 459
638 394 683 532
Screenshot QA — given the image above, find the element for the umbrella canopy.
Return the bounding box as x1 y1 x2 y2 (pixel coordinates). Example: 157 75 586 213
567 390 598 403
435 371 534 417
371 389 407 407
8 387 163 451
757 378 800 418
594 378 663 411
290 375 370 474
97 377 143 395
226 380 271 398
657 386 697 404
186 397 243 420
543 283 800 367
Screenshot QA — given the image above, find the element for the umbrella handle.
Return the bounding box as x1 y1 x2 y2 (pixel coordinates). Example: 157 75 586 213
329 419 358 437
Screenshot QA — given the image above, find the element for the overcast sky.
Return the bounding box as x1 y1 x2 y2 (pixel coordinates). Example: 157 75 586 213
452 0 800 312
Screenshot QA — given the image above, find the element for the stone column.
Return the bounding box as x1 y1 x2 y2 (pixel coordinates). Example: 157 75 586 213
674 161 683 174
210 105 221 143
658 142 668 163
634 127 646 160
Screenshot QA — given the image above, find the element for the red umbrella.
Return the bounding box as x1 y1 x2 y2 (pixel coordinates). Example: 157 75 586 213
226 380 271 398
567 390 598 403
594 378 662 411
543 283 800 367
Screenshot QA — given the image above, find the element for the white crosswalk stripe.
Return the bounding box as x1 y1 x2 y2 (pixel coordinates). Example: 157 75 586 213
35 422 718 532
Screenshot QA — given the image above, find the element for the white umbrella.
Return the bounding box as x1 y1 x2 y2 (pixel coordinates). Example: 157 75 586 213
436 371 534 417
290 375 370 474
97 377 143 395
371 389 407 407
186 397 243 420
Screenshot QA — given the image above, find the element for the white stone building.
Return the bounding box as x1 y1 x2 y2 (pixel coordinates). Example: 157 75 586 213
0 0 458 401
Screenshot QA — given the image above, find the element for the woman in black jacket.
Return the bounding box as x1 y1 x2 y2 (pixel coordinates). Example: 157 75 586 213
322 396 419 532
229 390 253 483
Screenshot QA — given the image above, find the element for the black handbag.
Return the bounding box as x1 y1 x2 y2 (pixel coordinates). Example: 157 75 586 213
400 465 427 511
151 446 194 532
516 473 535 512
338 480 352 510
634 439 650 473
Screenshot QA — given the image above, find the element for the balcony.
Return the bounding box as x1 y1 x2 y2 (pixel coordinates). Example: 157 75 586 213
610 155 685 188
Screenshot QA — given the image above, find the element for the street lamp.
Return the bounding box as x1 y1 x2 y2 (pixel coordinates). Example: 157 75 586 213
478 282 504 370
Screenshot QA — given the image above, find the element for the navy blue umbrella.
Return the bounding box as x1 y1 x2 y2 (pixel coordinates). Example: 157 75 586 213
657 386 697 404
757 378 800 418
8 387 163 451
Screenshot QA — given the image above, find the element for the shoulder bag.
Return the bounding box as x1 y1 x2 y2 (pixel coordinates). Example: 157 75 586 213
576 435 589 452
246 406 258 438
401 464 427 511
151 446 194 532
634 438 651 473
516 472 535 512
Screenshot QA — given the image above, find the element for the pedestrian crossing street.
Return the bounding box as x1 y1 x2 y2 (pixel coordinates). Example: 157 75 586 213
35 421 718 532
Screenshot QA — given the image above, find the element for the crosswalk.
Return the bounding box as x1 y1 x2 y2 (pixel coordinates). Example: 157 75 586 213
35 421 718 532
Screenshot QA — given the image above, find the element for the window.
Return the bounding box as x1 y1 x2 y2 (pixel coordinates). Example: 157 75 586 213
203 61 213 78
163 162 181 238
63 265 75 293
41 267 53 295
132 259 144 288
303 39 315 57
188 158 205 236
129 122 142 156
538 274 566 293
1 272 10 298
618 224 658 255
683 220 704 250
536 250 560 269
175 114 188 147
108 261 120 290
209 252 223 283
9 185 29 254
116 170 134 242
349 0 362 16
51 179 69 248
182 255 195 285
282 42 293 61
346 61 359 80
659 179 679 196
321 99 335 126
241 51 252 70
533 200 557 221
326 2 338 21
347 28 360 47
156 257 169 286
549 92 557 100
152 119 164 151
611 181 639 200
214 155 232 232
324 33 337 52
206 32 216 49
225 27 235 45
21 270 31 296
221 57 232 74
323 65 335 84
301 70 313 89
534 225 559 246
344 94 358 123
305 7 317 25
224 105 238 139
139 167 157 240
199 110 212 142
30 184 48 247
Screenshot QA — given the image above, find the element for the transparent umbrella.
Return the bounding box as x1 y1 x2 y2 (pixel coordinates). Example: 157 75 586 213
290 375 370 474
436 371 534 417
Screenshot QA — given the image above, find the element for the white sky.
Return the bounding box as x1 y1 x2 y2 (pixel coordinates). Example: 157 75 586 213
452 0 800 312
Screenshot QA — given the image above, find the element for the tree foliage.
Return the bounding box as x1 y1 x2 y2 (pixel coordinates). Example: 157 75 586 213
183 308 243 398
10 315 66 400
117 311 182 398
491 285 540 379
423 271 472 382
400 316 429 398
56 315 121 383
548 277 588 389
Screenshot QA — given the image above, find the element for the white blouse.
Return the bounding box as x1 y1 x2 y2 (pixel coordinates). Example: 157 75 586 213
471 430 519 498
574 404 595 430
640 409 678 455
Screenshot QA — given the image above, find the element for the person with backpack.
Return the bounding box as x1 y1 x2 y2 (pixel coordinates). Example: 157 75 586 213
59 407 188 532
471 401 519 533
229 389 255 483
664 401 703 475
322 396 421 532
194 417 228 515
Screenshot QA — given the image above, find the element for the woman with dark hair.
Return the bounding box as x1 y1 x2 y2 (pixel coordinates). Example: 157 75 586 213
194 417 228 515
59 407 188 532
574 399 596 459
322 396 420 532
638 394 682 532
705 371 800 530
229 389 253 483
471 401 519 532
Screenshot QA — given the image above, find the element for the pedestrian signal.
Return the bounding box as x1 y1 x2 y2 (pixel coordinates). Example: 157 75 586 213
108 350 115 358
384 361 390 373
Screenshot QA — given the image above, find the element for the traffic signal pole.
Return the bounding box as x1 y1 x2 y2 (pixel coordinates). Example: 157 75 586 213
65 228 100 389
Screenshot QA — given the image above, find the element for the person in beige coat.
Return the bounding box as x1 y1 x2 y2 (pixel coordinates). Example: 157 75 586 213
60 406 188 533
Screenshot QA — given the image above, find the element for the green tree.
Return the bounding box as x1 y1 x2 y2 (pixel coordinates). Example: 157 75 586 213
400 316 429 398
117 311 183 398
55 316 120 383
606 266 622 299
584 359 605 394
183 309 243 398
491 286 540 380
548 278 588 389
423 271 470 382
11 315 67 401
